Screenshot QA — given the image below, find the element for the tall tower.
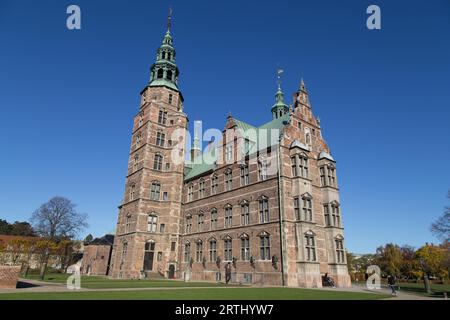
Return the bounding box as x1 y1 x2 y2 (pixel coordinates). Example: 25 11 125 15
109 13 187 279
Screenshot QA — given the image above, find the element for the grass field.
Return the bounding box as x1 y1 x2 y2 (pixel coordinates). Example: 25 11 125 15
23 273 229 289
396 282 450 298
0 287 389 300
0 273 392 300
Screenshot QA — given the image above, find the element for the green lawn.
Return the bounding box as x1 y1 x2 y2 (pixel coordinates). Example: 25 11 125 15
0 287 389 300
397 282 450 298
23 273 229 289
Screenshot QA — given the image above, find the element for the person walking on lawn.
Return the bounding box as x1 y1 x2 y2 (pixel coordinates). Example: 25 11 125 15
225 262 232 284
387 275 398 296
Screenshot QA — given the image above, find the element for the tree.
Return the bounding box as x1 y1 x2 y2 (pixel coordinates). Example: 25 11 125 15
30 196 88 280
0 219 12 234
374 243 403 277
0 219 36 236
399 245 420 280
430 191 450 242
11 221 35 236
415 243 448 292
84 234 93 244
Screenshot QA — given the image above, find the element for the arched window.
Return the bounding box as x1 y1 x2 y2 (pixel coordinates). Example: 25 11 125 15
335 236 345 263
166 70 173 82
209 238 217 262
210 208 218 230
197 212 204 232
331 201 341 227
184 241 191 262
240 234 250 261
225 204 233 228
129 183 136 201
224 169 232 191
153 154 163 171
301 193 313 222
157 68 164 79
224 235 232 261
196 240 203 262
211 174 219 194
147 214 158 233
161 51 166 59
150 181 161 200
125 214 131 233
199 179 206 198
185 214 192 234
304 232 316 261
240 200 250 226
259 196 269 223
259 232 270 260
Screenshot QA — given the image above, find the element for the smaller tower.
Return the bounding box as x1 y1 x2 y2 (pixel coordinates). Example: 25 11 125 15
190 121 201 160
271 84 289 119
294 78 310 110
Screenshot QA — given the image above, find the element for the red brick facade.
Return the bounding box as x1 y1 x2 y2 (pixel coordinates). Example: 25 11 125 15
109 29 351 288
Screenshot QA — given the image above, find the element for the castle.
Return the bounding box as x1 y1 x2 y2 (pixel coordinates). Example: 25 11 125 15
109 16 351 288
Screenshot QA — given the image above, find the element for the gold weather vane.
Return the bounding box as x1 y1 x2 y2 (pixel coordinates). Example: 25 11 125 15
167 7 173 31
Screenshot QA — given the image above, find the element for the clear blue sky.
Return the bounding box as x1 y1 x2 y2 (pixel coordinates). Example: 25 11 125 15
0 0 449 253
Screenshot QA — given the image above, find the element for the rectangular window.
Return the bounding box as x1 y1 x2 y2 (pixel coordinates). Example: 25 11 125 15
125 215 131 233
196 242 203 262
224 239 232 261
291 156 298 177
294 197 300 220
320 166 326 186
184 242 191 262
171 241 176 251
163 191 168 201
185 217 192 234
259 198 269 223
324 204 331 226
209 240 217 262
225 170 232 191
210 210 218 230
156 132 165 147
147 215 157 233
240 238 250 261
150 182 161 200
187 185 194 202
225 206 233 228
305 235 316 261
336 239 345 263
225 144 233 162
158 110 167 125
159 223 165 233
240 165 249 186
199 180 206 198
240 202 250 226
168 94 173 105
260 235 270 260
197 214 204 232
302 197 313 221
211 175 219 195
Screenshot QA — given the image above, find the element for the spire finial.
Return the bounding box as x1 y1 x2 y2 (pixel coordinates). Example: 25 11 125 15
277 68 284 90
167 6 173 31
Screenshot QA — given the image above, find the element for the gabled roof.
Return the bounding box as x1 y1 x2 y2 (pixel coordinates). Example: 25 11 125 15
89 234 115 246
184 113 290 181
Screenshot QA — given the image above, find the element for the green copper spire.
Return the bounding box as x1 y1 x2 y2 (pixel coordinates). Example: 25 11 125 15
148 10 180 91
271 83 289 119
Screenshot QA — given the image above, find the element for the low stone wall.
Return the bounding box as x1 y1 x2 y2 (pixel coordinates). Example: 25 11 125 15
0 266 21 289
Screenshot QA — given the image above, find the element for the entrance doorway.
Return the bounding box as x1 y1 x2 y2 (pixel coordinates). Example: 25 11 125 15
168 264 175 279
143 242 155 271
